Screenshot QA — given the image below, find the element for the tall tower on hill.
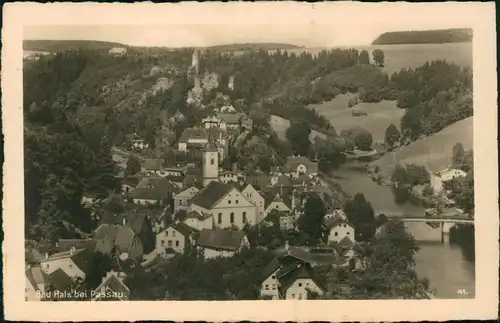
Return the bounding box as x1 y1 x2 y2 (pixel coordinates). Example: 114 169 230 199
202 139 219 187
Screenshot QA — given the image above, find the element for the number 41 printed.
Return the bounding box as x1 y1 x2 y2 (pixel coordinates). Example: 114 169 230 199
457 288 468 295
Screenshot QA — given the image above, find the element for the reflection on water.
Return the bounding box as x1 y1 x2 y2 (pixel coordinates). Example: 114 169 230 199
334 165 475 299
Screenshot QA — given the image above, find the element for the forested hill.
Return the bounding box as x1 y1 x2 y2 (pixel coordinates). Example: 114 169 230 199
24 40 129 52
372 28 473 45
205 43 303 52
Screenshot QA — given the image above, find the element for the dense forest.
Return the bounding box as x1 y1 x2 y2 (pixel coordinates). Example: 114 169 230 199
372 28 473 45
205 42 303 52
24 40 129 52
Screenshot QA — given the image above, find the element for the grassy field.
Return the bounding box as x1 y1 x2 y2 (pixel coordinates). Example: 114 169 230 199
270 115 326 141
309 93 405 142
371 117 473 177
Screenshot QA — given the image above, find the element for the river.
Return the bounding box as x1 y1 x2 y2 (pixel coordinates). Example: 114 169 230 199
334 164 475 299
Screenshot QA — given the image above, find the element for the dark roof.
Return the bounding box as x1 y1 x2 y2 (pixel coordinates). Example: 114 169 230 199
143 159 163 171
196 229 247 251
218 112 243 124
285 247 316 265
178 127 208 143
165 175 185 183
190 181 233 209
130 187 169 201
126 212 148 234
278 264 315 292
245 174 271 190
169 222 198 236
56 239 97 253
262 258 281 280
123 177 140 188
324 217 353 230
184 210 210 220
95 273 130 297
284 156 318 173
48 269 74 292
94 224 136 253
69 248 95 275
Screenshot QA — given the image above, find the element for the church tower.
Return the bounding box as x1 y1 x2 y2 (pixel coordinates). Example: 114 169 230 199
202 139 219 187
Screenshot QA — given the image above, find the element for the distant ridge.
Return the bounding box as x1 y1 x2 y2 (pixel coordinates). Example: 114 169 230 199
372 28 473 45
23 40 129 52
204 42 304 52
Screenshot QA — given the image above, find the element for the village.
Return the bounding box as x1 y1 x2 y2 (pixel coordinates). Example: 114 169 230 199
25 49 365 302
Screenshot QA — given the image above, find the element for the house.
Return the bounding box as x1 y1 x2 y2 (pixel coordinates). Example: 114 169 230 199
165 175 186 189
177 127 227 158
263 194 292 219
196 229 249 260
324 217 355 244
202 115 225 129
279 213 295 231
219 170 245 184
163 164 191 177
189 181 257 229
130 176 176 205
260 259 323 300
39 247 94 280
109 47 127 56
183 210 214 231
92 271 130 301
127 133 149 150
241 184 266 223
156 222 197 257
81 192 104 205
25 265 50 301
173 186 200 212
121 177 140 195
55 238 98 253
437 168 467 182
282 156 319 178
323 208 347 223
142 159 164 176
93 224 144 261
279 264 324 299
218 113 246 130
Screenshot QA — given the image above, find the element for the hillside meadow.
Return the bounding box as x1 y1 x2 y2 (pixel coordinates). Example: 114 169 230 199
372 117 473 177
309 93 405 142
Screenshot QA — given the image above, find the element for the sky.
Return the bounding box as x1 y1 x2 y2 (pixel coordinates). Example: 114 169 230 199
22 3 475 48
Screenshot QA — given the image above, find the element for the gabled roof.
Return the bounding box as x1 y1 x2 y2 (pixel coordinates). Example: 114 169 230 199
130 188 169 201
190 181 233 210
262 258 281 280
168 222 198 236
56 239 97 253
143 159 163 171
184 210 211 221
174 185 200 198
48 268 74 292
26 265 50 290
278 264 316 293
131 176 176 201
285 247 316 265
197 229 247 251
94 272 130 298
94 224 136 253
126 212 148 234
245 174 271 190
283 156 318 173
324 217 354 230
218 112 244 124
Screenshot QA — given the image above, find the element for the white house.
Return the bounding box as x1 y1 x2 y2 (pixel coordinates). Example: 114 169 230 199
155 223 196 257
281 270 324 300
260 258 282 300
324 218 355 244
196 229 249 260
263 194 292 219
173 186 200 212
177 127 227 155
39 247 93 280
429 166 468 195
183 210 214 231
202 115 225 129
25 265 50 301
109 47 127 55
190 181 257 229
241 184 266 223
282 156 319 178
219 170 245 184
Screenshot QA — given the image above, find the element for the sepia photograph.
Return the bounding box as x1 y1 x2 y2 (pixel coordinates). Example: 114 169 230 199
2 2 498 321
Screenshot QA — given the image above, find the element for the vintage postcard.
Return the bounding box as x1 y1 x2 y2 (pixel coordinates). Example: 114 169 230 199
2 1 498 321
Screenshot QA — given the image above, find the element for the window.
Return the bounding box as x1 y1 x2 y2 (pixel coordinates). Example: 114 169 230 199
228 200 231 204
69 264 73 269
173 231 176 237
168 240 172 247
292 294 295 298
210 158 215 165
175 241 180 247
46 264 50 269
299 294 303 299
335 232 338 236
235 200 239 204
298 283 302 287
218 213 222 224
265 284 269 290
161 240 165 246
272 284 276 290
347 232 350 235
275 205 278 208
166 231 169 237
271 275 276 279
243 212 247 223
230 212 234 223
306 283 310 287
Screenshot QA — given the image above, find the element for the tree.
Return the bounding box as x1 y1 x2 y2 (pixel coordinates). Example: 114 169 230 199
452 142 473 172
285 119 312 157
448 173 474 214
384 124 400 148
313 137 347 172
359 50 370 64
125 155 142 176
297 194 326 244
354 130 373 151
344 193 376 241
372 49 385 67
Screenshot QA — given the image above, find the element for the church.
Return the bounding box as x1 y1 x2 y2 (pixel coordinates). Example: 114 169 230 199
185 140 258 230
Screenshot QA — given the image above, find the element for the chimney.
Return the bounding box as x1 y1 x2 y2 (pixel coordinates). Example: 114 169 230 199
285 240 290 251
70 247 76 256
45 253 49 260
122 217 127 226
